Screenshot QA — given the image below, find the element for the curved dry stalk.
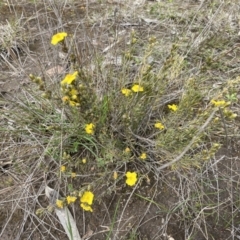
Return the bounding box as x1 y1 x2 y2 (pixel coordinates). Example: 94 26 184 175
157 109 217 171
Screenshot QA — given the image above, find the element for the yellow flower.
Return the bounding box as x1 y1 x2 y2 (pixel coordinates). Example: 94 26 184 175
131 84 144 92
113 171 118 180
71 172 76 178
80 203 93 212
69 89 78 96
211 100 229 108
80 191 94 212
121 88 132 97
125 147 131 153
62 96 69 103
82 158 87 164
60 165 66 172
61 71 78 85
51 32 67 45
125 171 137 186
69 100 80 107
80 191 94 205
229 113 237 119
71 95 78 100
139 152 147 160
85 123 95 135
154 122 164 130
66 196 77 204
168 104 178 111
56 199 64 209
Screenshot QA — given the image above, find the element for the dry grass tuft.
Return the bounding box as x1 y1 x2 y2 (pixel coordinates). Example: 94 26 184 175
1 0 240 239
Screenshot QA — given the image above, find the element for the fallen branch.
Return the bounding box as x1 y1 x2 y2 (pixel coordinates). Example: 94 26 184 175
157 109 217 171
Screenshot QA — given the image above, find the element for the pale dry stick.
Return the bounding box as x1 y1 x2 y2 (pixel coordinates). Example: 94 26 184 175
186 1 224 55
85 0 89 19
0 173 35 239
229 156 236 240
102 30 127 53
137 186 159 227
5 0 13 13
202 155 225 173
47 0 67 28
0 53 19 73
182 182 208 239
177 176 205 238
15 170 47 239
114 180 140 240
30 1 58 69
157 109 217 171
16 194 35 240
187 199 230 239
203 156 225 223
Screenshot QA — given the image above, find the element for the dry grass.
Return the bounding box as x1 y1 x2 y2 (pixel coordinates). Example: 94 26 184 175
1 0 240 239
